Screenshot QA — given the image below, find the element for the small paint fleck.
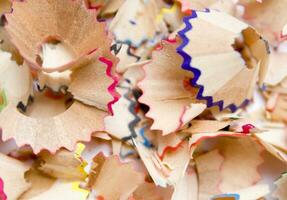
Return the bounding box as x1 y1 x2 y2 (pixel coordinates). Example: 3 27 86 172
129 20 136 25
241 124 255 134
0 178 7 200
0 90 8 112
212 194 240 200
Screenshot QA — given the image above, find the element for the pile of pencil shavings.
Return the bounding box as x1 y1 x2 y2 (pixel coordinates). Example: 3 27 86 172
0 0 286 199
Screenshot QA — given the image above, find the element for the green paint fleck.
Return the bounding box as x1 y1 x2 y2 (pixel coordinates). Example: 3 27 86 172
0 90 8 112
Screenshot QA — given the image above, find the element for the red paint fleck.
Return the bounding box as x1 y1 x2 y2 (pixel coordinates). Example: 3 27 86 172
96 195 105 200
241 124 255 134
0 178 7 200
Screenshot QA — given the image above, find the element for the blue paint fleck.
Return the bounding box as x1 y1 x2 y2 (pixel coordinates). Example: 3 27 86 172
129 20 137 25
